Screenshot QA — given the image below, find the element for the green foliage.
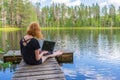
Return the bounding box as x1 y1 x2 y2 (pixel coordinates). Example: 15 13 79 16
36 3 120 27
0 0 37 28
0 48 5 54
0 61 12 68
0 1 120 27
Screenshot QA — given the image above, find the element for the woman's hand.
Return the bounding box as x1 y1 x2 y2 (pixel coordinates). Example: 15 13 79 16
41 51 48 55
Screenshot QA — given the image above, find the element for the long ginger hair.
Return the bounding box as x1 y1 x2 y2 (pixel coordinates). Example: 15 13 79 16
27 22 43 39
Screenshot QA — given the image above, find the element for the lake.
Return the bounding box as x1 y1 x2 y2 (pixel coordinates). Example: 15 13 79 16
0 29 120 80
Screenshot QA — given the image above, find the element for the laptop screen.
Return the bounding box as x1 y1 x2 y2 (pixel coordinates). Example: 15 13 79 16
41 40 56 53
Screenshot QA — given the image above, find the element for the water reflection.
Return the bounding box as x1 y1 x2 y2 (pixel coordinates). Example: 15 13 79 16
61 30 120 80
0 30 25 51
0 64 17 80
0 29 120 80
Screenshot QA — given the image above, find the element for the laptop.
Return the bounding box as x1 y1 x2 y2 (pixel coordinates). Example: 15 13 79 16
41 40 56 54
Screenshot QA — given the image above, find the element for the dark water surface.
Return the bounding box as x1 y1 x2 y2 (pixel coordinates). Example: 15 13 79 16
0 29 120 80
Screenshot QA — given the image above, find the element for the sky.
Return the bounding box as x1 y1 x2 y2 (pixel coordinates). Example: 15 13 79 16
30 0 120 9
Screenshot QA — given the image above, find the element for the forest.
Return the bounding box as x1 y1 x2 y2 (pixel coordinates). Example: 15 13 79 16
0 0 120 28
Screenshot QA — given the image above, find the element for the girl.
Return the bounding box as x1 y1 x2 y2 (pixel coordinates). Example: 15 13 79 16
20 22 63 65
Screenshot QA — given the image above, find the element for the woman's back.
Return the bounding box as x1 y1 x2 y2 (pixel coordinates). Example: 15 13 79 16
20 38 41 65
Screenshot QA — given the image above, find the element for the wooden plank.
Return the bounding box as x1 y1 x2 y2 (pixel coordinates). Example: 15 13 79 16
3 56 22 63
4 50 21 56
37 78 66 80
18 58 58 67
15 67 61 73
3 50 22 63
56 53 73 63
17 62 58 69
13 70 63 77
12 73 65 80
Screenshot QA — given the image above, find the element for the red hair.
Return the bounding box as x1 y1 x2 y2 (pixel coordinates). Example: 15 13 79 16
27 22 43 39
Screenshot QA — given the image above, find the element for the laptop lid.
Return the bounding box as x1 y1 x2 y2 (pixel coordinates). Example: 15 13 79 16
41 40 56 54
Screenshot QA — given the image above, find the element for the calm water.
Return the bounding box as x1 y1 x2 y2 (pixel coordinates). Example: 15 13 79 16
0 29 120 80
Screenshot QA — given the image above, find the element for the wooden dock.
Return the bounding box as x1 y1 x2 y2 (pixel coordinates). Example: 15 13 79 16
3 50 73 80
12 58 66 80
3 50 73 63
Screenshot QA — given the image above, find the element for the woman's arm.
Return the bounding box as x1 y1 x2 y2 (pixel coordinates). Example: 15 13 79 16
35 49 48 61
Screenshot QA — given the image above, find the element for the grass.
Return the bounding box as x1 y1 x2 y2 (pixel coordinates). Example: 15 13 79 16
41 27 120 30
0 27 22 31
0 27 120 31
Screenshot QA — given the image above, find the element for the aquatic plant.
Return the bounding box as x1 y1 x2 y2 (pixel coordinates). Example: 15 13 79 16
0 61 12 69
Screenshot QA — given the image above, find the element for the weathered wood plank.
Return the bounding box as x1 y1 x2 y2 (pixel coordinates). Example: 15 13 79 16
56 52 73 63
18 58 58 67
12 73 65 80
13 70 63 77
37 78 66 80
15 67 61 73
4 50 21 56
3 50 21 63
17 63 59 70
